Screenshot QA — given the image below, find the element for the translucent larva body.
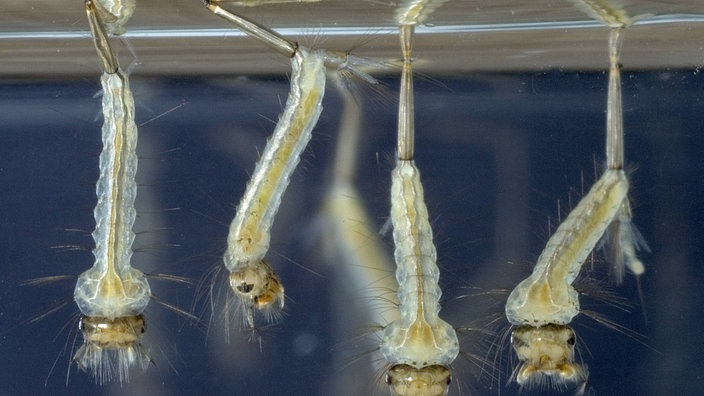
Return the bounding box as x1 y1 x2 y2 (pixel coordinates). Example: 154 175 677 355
225 48 325 327
382 2 458 391
72 0 150 384
505 170 629 327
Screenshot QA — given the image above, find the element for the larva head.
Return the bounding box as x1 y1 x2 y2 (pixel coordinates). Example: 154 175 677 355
229 260 285 310
78 314 145 350
510 324 585 387
74 314 150 384
385 364 452 396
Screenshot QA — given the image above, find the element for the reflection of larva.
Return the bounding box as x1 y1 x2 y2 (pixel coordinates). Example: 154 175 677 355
71 0 150 384
320 75 400 394
322 74 399 329
94 0 136 35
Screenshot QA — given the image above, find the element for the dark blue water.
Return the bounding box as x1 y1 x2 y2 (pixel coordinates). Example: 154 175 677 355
1 70 703 395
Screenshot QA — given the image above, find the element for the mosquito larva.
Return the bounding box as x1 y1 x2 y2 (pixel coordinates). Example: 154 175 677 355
203 1 388 331
381 4 458 394
503 168 628 387
71 0 150 384
203 1 327 329
224 47 325 328
504 139 634 387
504 3 652 387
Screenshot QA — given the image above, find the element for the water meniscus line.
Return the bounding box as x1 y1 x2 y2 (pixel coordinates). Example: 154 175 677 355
7 13 704 41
